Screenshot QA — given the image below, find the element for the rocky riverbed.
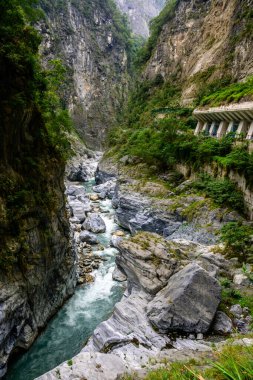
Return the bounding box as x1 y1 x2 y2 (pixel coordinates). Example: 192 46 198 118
36 154 253 380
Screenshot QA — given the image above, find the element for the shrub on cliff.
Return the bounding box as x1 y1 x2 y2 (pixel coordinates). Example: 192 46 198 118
221 222 253 263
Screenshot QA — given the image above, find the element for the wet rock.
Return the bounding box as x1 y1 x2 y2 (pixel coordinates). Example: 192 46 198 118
66 185 86 197
113 230 125 237
69 200 87 222
35 352 126 380
212 311 233 335
83 213 106 233
93 180 116 199
90 194 99 201
112 267 127 282
67 163 88 182
83 292 171 354
147 263 221 334
79 231 99 245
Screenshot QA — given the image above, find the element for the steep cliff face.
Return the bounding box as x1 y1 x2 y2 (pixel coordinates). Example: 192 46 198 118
0 2 76 376
143 0 253 103
115 0 166 37
39 0 131 148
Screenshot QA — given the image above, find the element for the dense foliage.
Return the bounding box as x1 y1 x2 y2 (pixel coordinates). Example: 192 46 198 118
193 175 245 213
200 76 253 106
0 0 72 161
221 222 253 263
0 0 72 268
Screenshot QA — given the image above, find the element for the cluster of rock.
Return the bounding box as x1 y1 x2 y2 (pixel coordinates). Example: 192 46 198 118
37 158 252 380
65 183 107 284
65 154 119 286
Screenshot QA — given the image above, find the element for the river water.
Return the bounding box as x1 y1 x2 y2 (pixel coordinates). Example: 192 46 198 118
5 179 125 380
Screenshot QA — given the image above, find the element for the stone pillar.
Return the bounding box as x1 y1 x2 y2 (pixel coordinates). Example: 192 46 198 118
226 121 234 134
237 121 249 138
217 121 229 139
203 122 211 135
194 121 204 135
209 121 219 137
246 121 253 140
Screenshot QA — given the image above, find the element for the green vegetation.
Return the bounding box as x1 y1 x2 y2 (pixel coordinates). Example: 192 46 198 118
200 76 253 107
0 0 73 268
220 277 253 321
123 344 253 380
67 359 73 366
193 174 245 213
220 222 253 263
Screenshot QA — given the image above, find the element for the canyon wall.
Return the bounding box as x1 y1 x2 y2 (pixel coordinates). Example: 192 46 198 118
115 0 166 37
0 3 76 376
143 0 253 103
39 0 131 148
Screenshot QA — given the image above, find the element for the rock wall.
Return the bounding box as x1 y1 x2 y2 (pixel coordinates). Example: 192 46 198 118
0 5 76 375
115 0 166 37
0 108 76 377
144 0 253 103
39 0 131 148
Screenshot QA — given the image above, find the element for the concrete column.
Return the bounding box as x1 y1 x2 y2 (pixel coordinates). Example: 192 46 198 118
203 122 211 135
217 121 229 139
226 121 234 134
209 121 219 137
194 121 204 135
237 121 249 138
246 121 253 140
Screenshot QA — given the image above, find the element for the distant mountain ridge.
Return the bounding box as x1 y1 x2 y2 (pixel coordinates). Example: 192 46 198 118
115 0 166 37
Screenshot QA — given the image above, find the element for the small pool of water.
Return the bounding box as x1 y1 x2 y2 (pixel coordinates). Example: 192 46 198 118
5 180 124 380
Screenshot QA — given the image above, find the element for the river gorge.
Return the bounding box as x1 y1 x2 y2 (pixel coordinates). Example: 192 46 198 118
5 155 126 380
1 1 253 379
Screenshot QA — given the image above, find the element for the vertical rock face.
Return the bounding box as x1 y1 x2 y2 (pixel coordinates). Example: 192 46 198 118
115 0 166 37
39 0 130 148
0 108 77 378
0 4 76 376
143 0 253 103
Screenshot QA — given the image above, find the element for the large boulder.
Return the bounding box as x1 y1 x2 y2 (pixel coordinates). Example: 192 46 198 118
66 185 86 197
93 180 116 199
116 232 182 295
79 231 99 245
83 213 106 233
147 263 221 334
67 163 88 182
69 200 87 222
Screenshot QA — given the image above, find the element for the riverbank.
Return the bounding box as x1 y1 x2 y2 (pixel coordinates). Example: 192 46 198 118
36 154 253 380
4 153 126 380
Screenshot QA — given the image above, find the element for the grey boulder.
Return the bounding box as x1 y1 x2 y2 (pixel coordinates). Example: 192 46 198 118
83 213 106 233
147 263 221 334
67 164 88 182
79 231 99 245
69 200 87 223
212 311 233 335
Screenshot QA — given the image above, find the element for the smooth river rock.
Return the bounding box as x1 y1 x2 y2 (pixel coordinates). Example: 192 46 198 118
79 231 99 245
83 213 106 233
35 352 127 380
147 263 221 333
